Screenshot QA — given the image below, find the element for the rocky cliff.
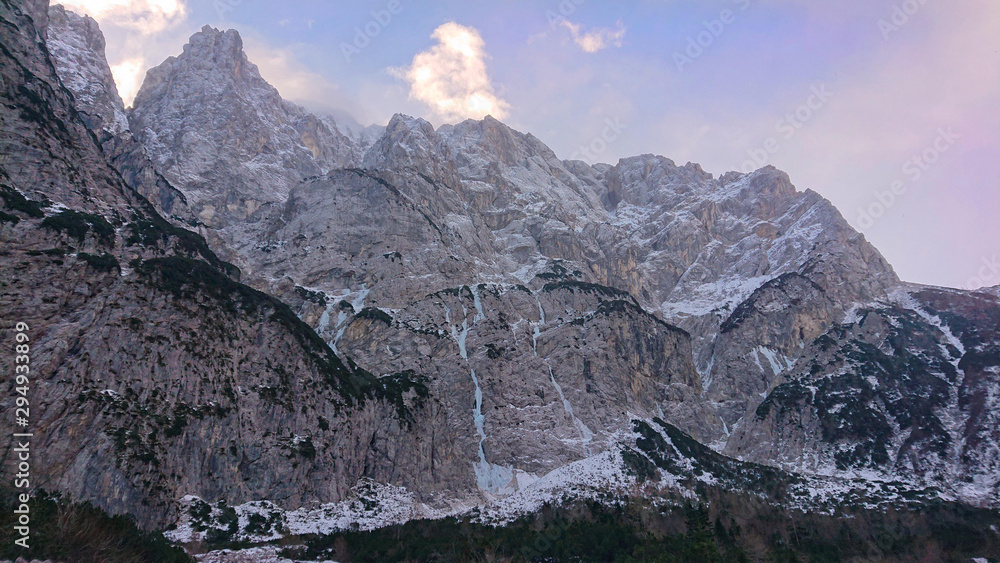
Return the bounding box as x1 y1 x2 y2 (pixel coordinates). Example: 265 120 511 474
121 24 906 449
45 4 194 224
0 0 426 530
128 25 359 228
727 284 1000 506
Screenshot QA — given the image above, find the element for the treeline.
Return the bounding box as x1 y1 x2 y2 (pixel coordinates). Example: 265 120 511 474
278 490 1000 562
0 489 191 563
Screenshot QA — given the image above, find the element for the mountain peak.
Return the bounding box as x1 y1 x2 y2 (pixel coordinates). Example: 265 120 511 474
130 25 260 108
176 26 250 76
190 25 241 49
46 4 127 134
386 113 436 135
128 22 363 226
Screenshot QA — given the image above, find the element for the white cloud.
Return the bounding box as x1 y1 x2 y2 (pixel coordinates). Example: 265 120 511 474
393 22 509 123
559 20 625 53
56 1 189 106
109 58 143 104
58 0 186 35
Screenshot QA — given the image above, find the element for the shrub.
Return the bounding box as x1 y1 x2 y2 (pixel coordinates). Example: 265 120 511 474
78 252 119 272
41 210 115 246
0 489 192 562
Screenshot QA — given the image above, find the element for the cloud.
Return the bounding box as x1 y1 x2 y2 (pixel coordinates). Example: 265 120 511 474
242 36 369 124
56 1 190 106
109 58 144 104
393 22 509 123
559 20 625 53
58 0 186 35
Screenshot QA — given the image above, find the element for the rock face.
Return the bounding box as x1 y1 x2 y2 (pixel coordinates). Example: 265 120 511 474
0 1 426 530
118 23 996 511
727 285 1000 506
128 26 360 228
127 25 901 445
45 4 193 223
4 0 998 537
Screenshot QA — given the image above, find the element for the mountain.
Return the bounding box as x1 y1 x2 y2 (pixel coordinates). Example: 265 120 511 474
45 4 194 224
0 0 424 533
2 2 998 560
128 25 360 228
728 284 1000 505
126 27 903 446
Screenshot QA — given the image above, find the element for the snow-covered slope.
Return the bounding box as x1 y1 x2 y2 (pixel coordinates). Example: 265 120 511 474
165 416 950 552
728 284 1000 506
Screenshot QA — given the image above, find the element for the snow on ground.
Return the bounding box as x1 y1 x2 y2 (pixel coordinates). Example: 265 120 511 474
285 479 420 536
169 416 964 561
167 389 974 556
476 449 634 525
169 446 640 546
660 274 772 320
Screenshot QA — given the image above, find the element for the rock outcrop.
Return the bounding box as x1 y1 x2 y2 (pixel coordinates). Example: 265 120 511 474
45 4 193 223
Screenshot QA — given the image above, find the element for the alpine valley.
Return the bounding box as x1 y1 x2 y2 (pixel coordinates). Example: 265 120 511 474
1 2 998 561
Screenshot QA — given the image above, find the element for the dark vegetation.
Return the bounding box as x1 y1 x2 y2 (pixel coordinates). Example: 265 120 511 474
356 306 393 324
0 489 191 562
295 285 328 305
279 500 749 563
276 495 1000 562
266 418 998 562
78 251 119 272
486 343 504 359
628 419 801 502
125 216 240 279
534 260 583 281
542 279 638 304
0 209 18 224
40 209 115 246
0 181 48 220
755 308 958 470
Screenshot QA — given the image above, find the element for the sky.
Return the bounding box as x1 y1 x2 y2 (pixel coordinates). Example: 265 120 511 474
56 0 1000 291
